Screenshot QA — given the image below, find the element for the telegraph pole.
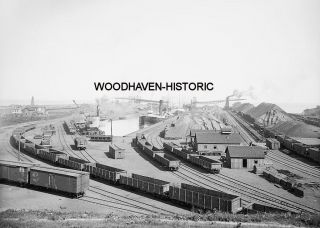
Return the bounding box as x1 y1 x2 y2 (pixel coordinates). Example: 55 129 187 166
18 135 21 161
110 119 113 144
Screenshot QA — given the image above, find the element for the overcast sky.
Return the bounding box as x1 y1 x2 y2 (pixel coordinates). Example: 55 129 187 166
0 0 319 112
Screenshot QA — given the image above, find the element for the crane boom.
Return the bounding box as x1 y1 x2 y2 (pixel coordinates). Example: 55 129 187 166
115 97 168 104
194 98 245 104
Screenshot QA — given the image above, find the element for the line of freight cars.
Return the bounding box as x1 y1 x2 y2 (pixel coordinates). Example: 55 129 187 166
163 142 222 174
10 127 243 213
260 128 320 164
233 111 320 164
262 167 304 197
134 136 180 171
0 160 89 197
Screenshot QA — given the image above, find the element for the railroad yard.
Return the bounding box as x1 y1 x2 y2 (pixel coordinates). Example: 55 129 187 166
1 102 320 223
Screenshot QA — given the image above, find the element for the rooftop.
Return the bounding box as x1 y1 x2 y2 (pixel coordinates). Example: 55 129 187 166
190 129 217 137
195 132 242 144
227 146 265 159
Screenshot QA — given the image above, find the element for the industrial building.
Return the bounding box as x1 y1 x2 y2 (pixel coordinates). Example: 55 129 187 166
225 146 265 169
194 132 242 152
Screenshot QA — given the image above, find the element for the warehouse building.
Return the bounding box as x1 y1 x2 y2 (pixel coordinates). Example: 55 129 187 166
225 146 265 169
194 132 242 153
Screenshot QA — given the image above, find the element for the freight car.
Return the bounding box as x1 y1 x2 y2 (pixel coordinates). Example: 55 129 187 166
90 135 112 142
85 163 126 183
120 173 170 197
163 142 221 173
170 183 242 213
29 166 89 197
0 160 38 185
136 138 180 170
154 153 180 171
189 155 222 173
0 160 89 198
74 137 87 150
10 127 248 213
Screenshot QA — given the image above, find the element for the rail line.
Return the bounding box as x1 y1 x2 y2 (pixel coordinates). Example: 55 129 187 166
180 164 320 214
56 124 85 160
90 185 177 215
84 192 161 215
266 153 320 179
145 127 320 214
79 197 149 216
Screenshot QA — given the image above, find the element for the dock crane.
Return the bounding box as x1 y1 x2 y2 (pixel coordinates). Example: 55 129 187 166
116 97 169 115
192 97 246 109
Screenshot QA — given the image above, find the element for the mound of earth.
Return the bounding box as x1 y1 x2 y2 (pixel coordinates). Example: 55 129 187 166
268 120 320 138
246 102 292 126
303 105 320 117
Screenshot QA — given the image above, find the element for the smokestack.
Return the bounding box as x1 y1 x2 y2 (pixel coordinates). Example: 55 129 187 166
97 105 100 117
159 100 163 116
224 96 232 110
31 96 35 106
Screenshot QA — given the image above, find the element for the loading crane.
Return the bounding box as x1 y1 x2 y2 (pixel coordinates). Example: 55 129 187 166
116 97 169 115
192 97 246 109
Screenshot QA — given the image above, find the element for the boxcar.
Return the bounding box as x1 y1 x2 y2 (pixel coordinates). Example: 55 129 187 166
0 160 36 184
154 153 180 170
29 166 89 197
85 163 126 182
120 173 170 196
169 183 241 213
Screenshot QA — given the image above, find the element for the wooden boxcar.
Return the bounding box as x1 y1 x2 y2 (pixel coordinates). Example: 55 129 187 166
0 160 36 184
169 183 241 213
109 144 125 159
29 166 89 197
120 173 170 195
85 163 126 182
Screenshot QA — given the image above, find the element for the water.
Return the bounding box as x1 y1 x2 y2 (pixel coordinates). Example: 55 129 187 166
99 117 151 136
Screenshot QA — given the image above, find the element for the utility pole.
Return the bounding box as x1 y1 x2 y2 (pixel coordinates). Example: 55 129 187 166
110 119 113 144
18 135 21 161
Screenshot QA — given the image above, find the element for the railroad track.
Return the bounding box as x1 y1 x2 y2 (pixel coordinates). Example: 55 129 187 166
3 142 34 163
266 152 320 179
179 164 320 214
89 185 177 215
228 111 264 142
56 124 85 160
144 126 320 214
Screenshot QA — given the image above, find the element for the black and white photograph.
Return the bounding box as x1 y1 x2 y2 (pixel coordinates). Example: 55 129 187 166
0 0 320 227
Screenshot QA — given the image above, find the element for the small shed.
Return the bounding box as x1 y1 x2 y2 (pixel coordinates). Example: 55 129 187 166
109 144 125 159
226 146 265 169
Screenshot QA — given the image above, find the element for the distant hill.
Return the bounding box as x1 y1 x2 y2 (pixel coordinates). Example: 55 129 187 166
268 120 320 138
303 106 320 117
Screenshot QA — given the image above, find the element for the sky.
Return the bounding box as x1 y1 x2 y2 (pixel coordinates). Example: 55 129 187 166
0 0 319 113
